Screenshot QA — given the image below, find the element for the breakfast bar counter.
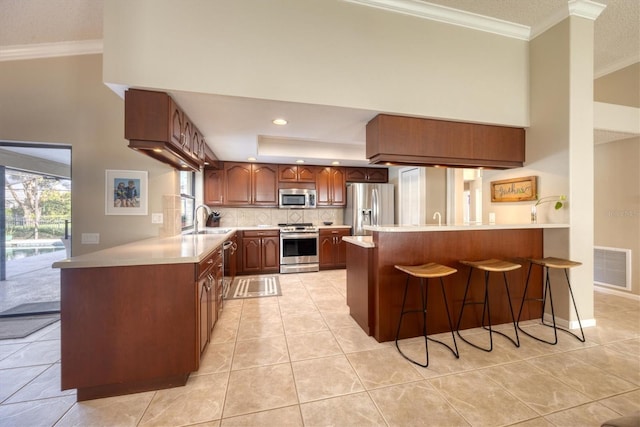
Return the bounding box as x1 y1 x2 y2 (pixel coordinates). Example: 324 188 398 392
344 223 569 342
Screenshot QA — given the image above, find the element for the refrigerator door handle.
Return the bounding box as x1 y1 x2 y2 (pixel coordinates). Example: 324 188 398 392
371 188 379 226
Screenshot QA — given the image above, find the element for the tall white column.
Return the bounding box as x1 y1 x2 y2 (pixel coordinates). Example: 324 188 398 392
529 1 605 326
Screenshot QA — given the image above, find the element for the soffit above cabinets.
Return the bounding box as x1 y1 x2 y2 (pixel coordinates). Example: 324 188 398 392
366 114 525 169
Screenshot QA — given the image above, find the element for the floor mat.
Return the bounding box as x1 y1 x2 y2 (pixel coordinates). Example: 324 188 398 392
0 301 60 318
225 276 281 300
0 315 60 340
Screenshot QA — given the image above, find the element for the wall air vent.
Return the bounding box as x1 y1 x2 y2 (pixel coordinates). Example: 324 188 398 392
594 246 632 291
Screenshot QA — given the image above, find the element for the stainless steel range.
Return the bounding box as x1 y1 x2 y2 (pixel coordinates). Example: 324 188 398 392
279 223 319 274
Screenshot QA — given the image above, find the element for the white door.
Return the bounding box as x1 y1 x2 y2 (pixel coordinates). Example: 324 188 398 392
398 167 426 225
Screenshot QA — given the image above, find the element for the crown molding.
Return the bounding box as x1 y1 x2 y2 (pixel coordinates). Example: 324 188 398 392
0 39 103 62
568 0 606 20
343 0 530 40
531 0 606 39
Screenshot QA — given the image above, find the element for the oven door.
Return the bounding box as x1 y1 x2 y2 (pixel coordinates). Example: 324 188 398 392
280 232 319 265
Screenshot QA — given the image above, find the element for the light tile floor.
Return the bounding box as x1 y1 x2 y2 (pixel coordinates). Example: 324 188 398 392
0 269 638 426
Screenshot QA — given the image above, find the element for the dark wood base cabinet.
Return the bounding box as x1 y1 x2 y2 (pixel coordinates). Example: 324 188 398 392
346 243 374 334
61 248 223 401
198 247 223 356
319 228 350 270
237 230 280 275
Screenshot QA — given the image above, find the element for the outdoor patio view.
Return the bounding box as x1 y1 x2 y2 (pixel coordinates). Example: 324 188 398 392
0 167 70 339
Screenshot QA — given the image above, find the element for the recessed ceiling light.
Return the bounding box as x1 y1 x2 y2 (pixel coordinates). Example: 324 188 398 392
247 157 257 162
272 118 288 125
296 159 304 164
332 161 340 165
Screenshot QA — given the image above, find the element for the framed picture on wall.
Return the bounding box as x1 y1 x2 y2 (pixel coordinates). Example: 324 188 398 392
490 176 537 202
105 170 148 215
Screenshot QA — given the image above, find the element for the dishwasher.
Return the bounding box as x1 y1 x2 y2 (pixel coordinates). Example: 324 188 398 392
222 240 236 298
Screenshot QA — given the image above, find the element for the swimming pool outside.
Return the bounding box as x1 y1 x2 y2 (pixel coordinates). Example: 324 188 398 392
5 238 65 260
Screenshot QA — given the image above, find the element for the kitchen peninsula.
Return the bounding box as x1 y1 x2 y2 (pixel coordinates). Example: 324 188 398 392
53 230 236 401
344 223 569 343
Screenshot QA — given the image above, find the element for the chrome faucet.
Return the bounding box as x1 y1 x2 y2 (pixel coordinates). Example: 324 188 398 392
194 204 212 235
433 211 442 226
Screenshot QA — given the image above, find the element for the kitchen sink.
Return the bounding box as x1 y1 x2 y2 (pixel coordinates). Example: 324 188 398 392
190 228 232 235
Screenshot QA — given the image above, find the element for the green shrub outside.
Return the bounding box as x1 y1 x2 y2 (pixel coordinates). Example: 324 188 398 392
8 225 68 239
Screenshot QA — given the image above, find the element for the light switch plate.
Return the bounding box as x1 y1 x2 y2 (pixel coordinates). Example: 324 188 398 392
81 233 100 244
151 213 163 224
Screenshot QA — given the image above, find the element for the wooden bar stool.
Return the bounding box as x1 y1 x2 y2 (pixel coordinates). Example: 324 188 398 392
455 259 521 352
394 263 459 368
517 257 585 344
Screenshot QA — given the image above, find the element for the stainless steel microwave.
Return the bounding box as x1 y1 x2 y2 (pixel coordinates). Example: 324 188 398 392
279 188 317 209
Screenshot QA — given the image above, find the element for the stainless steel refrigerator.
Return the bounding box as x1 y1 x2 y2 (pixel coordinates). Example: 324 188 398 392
344 183 395 236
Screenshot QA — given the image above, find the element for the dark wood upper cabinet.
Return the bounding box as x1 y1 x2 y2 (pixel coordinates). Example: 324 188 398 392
278 165 316 183
203 145 221 169
252 164 278 206
316 167 346 207
224 163 252 205
125 89 213 171
223 162 278 207
366 114 525 169
203 168 224 206
345 167 388 183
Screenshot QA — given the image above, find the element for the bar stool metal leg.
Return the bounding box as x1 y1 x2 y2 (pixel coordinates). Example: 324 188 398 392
395 266 459 367
395 275 431 367
456 262 520 352
501 271 520 348
517 259 585 344
563 268 586 342
437 277 460 359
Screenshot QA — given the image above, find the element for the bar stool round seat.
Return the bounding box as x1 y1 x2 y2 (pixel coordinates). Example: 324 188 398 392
456 259 521 352
517 257 585 345
460 259 522 273
394 263 459 368
395 263 457 278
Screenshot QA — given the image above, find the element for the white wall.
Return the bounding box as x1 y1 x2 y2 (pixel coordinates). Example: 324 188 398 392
103 0 529 127
0 55 179 256
594 137 640 295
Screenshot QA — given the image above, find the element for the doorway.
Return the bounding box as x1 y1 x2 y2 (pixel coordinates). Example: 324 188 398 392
398 167 426 225
446 168 483 225
0 142 71 316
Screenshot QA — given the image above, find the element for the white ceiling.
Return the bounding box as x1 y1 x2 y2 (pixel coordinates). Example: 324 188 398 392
1 0 638 167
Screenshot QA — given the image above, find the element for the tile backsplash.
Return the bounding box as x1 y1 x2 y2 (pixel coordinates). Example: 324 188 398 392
215 207 345 228
161 195 344 237
161 194 183 237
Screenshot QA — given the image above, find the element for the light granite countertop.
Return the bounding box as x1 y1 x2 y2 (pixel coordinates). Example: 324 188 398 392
342 235 374 248
344 223 569 249
53 224 352 269
52 228 235 269
363 223 569 232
